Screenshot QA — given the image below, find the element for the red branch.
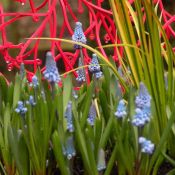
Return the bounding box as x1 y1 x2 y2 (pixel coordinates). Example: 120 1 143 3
0 0 174 81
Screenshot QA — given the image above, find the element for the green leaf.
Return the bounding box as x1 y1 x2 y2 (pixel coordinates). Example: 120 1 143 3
63 75 72 113
104 143 118 175
52 131 70 175
99 89 110 122
0 75 8 104
73 107 92 174
100 114 114 148
8 126 30 175
166 169 175 175
80 82 94 128
13 74 21 108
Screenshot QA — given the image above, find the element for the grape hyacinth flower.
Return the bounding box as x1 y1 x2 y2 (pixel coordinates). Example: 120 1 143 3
95 71 103 79
31 75 39 88
63 136 76 160
89 54 103 79
132 82 151 127
132 108 150 127
26 95 36 106
87 103 96 126
135 82 151 109
76 58 86 82
139 137 154 154
97 149 106 171
72 22 87 49
89 54 101 73
114 99 127 119
43 51 61 84
15 101 27 116
65 101 74 132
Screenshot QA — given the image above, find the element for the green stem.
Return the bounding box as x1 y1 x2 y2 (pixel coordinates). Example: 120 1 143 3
27 113 40 172
0 161 7 175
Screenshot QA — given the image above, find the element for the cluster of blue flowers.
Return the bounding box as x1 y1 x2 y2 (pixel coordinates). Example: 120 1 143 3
114 99 127 119
87 103 97 126
139 137 154 154
26 96 36 106
76 58 86 82
89 54 103 79
63 136 76 160
65 101 74 132
132 82 151 127
31 75 39 88
15 101 27 116
72 22 87 49
43 51 61 84
15 96 37 116
89 54 101 73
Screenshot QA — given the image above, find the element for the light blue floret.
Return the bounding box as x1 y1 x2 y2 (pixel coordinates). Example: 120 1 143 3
139 137 154 154
97 149 106 171
89 54 101 73
15 101 27 116
65 101 74 132
114 99 127 118
132 108 150 127
135 82 151 109
26 96 36 106
95 71 103 79
32 75 39 88
72 22 87 49
43 52 61 83
89 54 103 79
63 136 76 160
87 103 96 126
76 58 86 82
132 82 151 127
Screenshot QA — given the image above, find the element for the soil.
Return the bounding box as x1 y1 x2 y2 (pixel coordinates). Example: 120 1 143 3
157 161 174 175
52 156 174 175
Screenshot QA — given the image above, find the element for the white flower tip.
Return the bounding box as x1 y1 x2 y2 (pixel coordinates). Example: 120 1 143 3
46 51 52 57
75 21 82 26
92 53 97 57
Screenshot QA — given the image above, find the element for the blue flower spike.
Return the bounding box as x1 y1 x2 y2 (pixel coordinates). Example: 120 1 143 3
76 58 86 83
26 96 36 106
132 108 150 127
15 101 27 116
65 101 74 132
135 82 151 109
139 137 154 154
114 99 127 119
43 51 61 84
63 136 76 160
72 21 87 49
87 103 97 126
132 82 151 127
89 54 101 73
97 149 106 171
32 75 39 88
95 71 103 79
89 54 103 79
